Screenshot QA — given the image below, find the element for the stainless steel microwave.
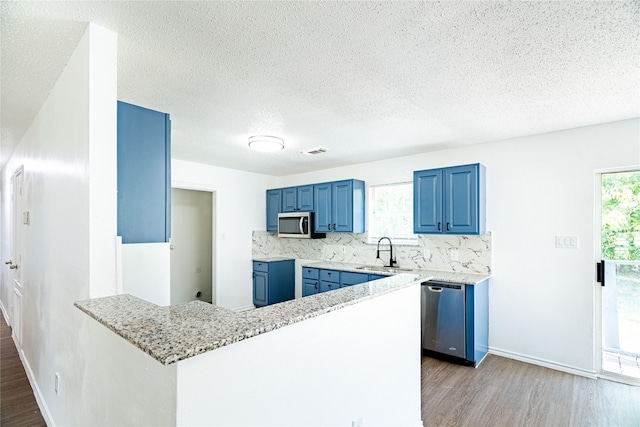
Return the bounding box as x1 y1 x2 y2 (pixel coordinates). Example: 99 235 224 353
278 212 325 239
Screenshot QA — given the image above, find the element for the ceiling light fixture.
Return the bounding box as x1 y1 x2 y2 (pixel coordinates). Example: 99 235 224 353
248 135 284 152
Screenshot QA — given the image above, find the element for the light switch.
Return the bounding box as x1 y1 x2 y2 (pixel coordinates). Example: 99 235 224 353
555 235 578 249
23 211 30 225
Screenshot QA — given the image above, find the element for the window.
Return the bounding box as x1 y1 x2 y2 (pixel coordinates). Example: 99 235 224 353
368 182 417 244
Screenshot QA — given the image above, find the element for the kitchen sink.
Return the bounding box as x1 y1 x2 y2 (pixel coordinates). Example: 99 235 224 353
355 265 414 273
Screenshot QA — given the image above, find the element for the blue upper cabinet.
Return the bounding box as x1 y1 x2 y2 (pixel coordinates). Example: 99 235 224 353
413 168 443 233
282 187 297 212
282 185 314 212
117 101 171 243
414 164 485 235
314 179 365 233
266 189 282 231
314 183 332 233
297 185 314 211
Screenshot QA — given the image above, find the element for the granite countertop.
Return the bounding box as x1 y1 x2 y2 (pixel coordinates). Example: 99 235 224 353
303 261 490 285
252 256 295 263
75 273 420 365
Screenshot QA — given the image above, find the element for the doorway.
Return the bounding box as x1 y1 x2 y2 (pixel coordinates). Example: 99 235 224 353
598 170 640 382
170 187 215 305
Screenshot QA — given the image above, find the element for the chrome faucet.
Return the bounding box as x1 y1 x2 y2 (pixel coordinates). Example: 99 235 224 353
376 237 397 268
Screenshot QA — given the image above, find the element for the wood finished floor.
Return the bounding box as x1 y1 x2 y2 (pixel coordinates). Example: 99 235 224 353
422 354 640 427
1 315 46 427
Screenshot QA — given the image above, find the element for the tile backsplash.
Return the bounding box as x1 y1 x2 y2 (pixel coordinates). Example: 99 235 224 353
252 231 492 274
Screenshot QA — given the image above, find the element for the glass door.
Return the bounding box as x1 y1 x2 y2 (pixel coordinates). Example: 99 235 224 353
599 171 640 381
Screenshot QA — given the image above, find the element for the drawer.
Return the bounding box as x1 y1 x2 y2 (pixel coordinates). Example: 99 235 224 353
320 269 339 283
340 271 369 287
253 261 269 273
302 267 319 280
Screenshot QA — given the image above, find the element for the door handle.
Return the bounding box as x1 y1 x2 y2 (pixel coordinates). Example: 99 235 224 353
9 265 17 270
299 217 305 235
4 260 13 265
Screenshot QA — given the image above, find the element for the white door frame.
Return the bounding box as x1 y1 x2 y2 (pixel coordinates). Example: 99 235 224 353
171 180 217 305
594 165 640 385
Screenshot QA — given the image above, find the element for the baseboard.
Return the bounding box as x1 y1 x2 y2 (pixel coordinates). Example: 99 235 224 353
597 371 640 387
0 298 9 325
233 304 255 312
16 346 55 426
489 347 598 379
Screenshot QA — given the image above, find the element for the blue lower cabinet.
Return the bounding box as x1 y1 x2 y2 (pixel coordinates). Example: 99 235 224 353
340 271 370 287
319 269 339 293
367 274 387 282
319 280 340 293
302 279 319 296
253 271 268 306
252 260 295 307
465 279 490 366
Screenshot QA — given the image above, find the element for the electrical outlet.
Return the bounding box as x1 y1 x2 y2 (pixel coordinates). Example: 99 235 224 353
55 373 60 395
341 246 346 254
352 416 363 427
450 249 459 261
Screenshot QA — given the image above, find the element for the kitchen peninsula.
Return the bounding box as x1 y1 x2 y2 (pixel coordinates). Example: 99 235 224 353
75 274 423 426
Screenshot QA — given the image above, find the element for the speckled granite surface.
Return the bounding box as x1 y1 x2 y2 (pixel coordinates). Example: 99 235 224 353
252 256 295 263
75 274 420 365
304 261 490 284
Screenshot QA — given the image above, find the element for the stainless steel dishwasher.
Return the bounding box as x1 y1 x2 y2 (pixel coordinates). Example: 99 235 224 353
421 281 466 359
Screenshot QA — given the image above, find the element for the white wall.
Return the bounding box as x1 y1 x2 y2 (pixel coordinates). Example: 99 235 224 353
121 242 171 306
172 159 278 310
176 284 421 426
0 24 123 425
79 315 177 426
276 119 640 374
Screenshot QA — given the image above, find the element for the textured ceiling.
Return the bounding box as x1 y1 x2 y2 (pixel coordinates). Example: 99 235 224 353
2 1 639 176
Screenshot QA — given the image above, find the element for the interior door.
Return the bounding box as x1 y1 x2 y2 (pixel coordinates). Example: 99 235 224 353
10 167 25 346
598 170 640 382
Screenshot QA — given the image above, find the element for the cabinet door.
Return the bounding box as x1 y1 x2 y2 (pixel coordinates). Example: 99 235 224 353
302 279 319 297
414 169 443 234
297 185 314 211
444 164 478 234
282 187 298 212
266 189 282 231
332 180 353 232
314 183 332 233
253 271 268 306
117 101 171 243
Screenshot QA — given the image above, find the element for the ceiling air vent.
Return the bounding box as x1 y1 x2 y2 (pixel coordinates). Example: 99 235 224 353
301 146 329 155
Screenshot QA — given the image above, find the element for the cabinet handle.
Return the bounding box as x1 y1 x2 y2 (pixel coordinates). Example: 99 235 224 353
314 282 318 290
327 223 330 230
333 223 336 230
437 222 441 231
446 222 450 231
252 272 255 279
